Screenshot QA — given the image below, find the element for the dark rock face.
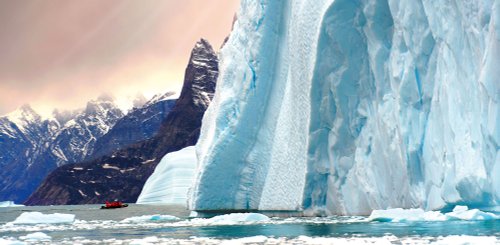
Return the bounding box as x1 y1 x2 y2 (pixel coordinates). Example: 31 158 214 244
25 39 219 205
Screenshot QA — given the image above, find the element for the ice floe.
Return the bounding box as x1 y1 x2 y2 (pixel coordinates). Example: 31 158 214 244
189 213 270 226
22 235 497 245
121 214 180 223
368 206 499 222
10 212 75 225
19 232 51 242
0 201 24 208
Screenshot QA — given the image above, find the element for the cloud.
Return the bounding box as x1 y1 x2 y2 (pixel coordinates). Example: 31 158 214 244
0 0 239 117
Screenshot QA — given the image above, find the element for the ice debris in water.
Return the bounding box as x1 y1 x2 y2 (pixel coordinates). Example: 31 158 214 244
129 236 160 245
190 213 270 225
368 206 500 222
19 232 51 242
69 235 500 245
446 205 500 221
10 212 75 224
0 201 24 208
121 214 180 223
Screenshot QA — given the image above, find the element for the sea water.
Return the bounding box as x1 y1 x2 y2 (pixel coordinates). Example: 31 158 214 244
1 204 499 244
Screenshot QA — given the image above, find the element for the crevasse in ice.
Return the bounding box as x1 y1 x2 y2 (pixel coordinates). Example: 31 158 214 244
189 0 500 215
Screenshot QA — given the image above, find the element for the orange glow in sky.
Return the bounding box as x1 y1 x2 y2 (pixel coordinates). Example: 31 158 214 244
0 0 240 117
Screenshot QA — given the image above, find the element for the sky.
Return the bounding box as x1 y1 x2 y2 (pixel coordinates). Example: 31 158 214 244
0 0 239 117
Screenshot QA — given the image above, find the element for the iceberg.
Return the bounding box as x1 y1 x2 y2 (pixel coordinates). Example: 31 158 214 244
190 213 270 226
368 206 499 222
10 212 75 224
368 208 445 222
137 146 197 205
445 205 500 221
189 0 500 215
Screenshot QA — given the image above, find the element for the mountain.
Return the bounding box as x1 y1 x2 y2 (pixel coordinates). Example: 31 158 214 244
88 92 177 160
25 38 219 205
49 95 124 167
0 105 58 203
188 0 500 215
0 97 124 203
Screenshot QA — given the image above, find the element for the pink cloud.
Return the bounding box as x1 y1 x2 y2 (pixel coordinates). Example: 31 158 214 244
0 0 239 117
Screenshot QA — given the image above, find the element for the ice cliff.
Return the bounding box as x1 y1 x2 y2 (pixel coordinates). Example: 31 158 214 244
189 0 500 215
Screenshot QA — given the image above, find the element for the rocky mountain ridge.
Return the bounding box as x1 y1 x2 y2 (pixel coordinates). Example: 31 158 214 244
26 38 219 205
0 92 176 203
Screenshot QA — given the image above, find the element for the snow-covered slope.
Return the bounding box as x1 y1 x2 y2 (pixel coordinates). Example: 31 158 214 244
189 0 500 215
89 93 176 159
49 95 124 166
0 96 123 203
137 146 197 205
0 105 60 202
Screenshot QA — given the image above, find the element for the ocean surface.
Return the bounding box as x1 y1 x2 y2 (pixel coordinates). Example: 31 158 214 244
1 204 499 244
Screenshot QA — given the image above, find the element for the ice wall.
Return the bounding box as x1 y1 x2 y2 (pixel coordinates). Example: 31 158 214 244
137 146 197 205
190 0 500 215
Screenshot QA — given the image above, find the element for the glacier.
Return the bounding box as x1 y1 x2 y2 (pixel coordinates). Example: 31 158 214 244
188 0 500 215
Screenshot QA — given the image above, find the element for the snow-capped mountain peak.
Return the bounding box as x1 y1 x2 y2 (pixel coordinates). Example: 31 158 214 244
50 97 124 166
0 95 125 203
5 104 41 128
0 104 46 140
144 92 177 108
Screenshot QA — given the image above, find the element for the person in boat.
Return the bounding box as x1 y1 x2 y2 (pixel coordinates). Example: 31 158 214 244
104 200 127 208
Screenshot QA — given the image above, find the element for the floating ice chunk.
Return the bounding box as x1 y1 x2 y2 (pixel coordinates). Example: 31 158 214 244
368 208 445 222
126 235 498 245
368 206 499 222
445 206 499 221
19 232 51 242
430 235 499 245
11 212 75 224
0 238 24 245
0 201 24 207
220 236 268 245
191 213 270 225
121 214 180 223
206 213 270 223
129 236 159 245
